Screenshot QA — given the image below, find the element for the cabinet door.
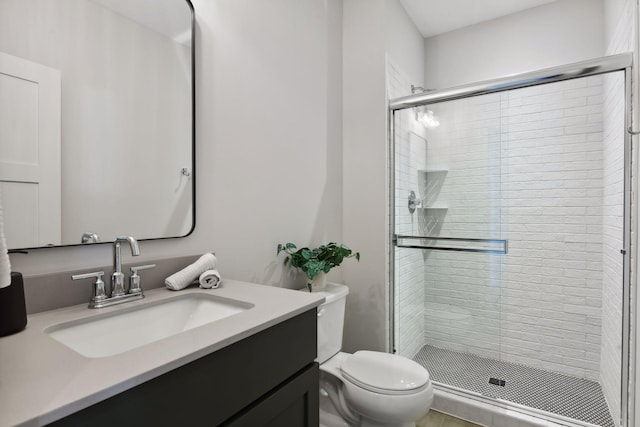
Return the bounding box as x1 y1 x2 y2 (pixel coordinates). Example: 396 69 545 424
224 363 319 427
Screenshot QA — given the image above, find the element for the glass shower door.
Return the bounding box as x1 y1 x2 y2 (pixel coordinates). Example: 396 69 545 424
393 93 505 365
392 70 626 427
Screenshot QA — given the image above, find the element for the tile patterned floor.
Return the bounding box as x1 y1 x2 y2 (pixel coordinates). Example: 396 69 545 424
417 410 481 427
413 345 615 427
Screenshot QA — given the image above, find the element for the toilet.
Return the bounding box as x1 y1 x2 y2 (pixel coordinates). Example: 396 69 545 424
311 282 433 427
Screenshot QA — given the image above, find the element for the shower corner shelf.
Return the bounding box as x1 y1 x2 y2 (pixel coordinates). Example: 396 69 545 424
418 169 449 174
419 205 448 211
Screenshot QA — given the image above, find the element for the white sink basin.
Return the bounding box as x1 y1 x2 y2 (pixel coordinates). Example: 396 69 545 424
45 293 253 358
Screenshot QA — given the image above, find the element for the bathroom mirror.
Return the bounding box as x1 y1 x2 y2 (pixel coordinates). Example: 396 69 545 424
0 0 195 250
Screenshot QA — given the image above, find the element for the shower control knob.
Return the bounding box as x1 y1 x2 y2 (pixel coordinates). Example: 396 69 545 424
408 190 422 214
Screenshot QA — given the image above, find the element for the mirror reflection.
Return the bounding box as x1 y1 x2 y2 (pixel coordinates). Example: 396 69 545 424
0 0 194 249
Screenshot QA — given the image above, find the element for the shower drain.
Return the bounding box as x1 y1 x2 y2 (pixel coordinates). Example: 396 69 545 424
488 377 506 386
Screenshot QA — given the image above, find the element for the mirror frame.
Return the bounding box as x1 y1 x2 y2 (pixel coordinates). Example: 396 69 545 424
9 0 196 251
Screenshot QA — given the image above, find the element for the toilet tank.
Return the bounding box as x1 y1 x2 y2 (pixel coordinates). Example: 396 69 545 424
314 282 349 364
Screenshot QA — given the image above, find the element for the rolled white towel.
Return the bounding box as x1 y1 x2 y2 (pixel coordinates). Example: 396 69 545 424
165 253 216 291
199 269 221 289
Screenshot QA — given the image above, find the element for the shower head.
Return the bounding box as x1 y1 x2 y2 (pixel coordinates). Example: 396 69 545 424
416 106 440 129
410 85 440 128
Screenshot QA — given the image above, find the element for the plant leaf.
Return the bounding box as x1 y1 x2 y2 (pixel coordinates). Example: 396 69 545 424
277 241 359 282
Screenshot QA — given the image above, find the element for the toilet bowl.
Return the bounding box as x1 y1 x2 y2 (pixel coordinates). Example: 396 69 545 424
309 283 433 427
321 351 433 427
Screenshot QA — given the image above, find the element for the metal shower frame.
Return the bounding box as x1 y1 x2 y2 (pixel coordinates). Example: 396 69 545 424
387 53 635 427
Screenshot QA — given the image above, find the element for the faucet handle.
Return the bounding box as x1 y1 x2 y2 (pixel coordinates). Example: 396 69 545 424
72 271 107 306
129 264 156 294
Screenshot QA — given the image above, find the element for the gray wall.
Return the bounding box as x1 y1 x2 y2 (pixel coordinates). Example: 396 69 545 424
11 0 344 291
423 0 604 89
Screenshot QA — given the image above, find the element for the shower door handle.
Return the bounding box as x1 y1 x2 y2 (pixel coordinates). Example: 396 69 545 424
394 235 507 254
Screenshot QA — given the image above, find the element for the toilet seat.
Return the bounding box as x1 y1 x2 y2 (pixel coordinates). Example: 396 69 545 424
341 350 430 396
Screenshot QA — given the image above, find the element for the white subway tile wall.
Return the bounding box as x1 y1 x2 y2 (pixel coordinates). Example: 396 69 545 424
388 58 426 358
394 71 624 379
422 76 607 380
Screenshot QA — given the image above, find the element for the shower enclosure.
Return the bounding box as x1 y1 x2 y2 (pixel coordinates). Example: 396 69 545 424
389 54 633 427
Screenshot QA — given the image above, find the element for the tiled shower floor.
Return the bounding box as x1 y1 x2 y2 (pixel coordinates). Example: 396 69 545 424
413 345 615 427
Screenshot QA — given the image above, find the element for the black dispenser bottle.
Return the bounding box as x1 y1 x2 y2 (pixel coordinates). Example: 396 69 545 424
0 272 27 337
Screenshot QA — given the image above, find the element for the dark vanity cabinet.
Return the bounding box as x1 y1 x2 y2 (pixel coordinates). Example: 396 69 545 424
51 309 319 427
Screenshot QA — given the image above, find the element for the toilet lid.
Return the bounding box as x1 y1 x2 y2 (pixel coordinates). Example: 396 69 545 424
341 351 430 395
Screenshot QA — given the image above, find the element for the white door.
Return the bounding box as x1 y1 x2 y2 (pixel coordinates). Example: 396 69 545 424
0 51 61 248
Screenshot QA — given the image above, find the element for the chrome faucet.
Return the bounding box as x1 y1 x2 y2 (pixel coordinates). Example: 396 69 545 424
111 236 140 297
72 235 155 308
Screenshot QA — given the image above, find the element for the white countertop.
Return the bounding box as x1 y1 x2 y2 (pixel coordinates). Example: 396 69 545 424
0 280 324 427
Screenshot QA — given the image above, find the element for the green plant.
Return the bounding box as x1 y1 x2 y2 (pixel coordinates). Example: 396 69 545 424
277 242 360 292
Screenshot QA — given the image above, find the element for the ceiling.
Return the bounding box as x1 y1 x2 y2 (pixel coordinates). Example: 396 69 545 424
400 0 558 38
